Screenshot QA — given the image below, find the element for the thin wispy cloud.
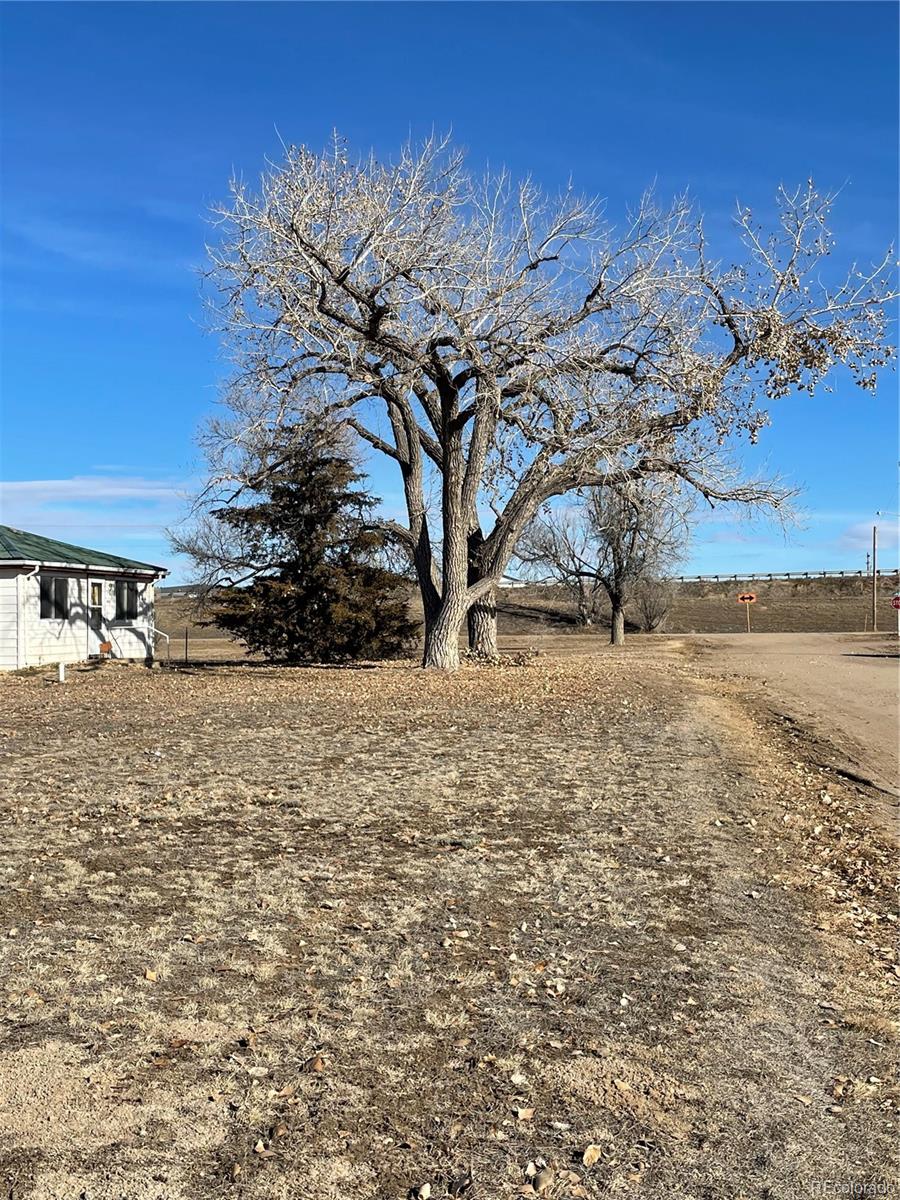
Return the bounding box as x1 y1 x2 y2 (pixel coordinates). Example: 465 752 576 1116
1 476 185 503
3 216 194 277
838 520 898 554
0 474 190 563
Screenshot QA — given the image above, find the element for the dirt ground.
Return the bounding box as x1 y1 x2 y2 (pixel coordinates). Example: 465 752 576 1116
688 633 899 805
1 644 897 1200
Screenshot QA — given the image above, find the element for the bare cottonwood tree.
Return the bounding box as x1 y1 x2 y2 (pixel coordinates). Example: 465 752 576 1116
516 509 607 629
518 484 690 643
204 135 894 668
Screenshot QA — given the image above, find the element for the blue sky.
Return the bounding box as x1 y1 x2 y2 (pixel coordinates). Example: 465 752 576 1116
1 1 897 581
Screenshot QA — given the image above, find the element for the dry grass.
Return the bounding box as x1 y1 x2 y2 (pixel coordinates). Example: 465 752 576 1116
1 647 896 1199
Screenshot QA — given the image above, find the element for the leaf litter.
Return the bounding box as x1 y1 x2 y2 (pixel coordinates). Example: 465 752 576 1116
0 649 896 1198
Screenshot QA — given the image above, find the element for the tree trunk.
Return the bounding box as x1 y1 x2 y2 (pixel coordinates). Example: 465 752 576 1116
466 525 497 655
422 588 468 669
420 587 441 662
576 580 592 626
467 589 498 657
610 602 625 645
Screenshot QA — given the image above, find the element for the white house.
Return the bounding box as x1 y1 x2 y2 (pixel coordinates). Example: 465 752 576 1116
0 525 167 670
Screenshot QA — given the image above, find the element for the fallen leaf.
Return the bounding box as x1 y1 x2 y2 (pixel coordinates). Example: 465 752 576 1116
582 1144 604 1167
448 1168 473 1196
794 1094 812 1107
143 968 158 982
515 1106 535 1121
533 1166 554 1193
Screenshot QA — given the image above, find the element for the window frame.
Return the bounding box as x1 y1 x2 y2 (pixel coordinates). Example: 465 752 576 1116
39 575 69 621
114 579 139 622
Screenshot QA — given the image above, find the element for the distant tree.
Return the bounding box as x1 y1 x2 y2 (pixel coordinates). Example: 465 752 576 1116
172 429 416 663
516 509 606 628
518 484 690 644
632 576 677 633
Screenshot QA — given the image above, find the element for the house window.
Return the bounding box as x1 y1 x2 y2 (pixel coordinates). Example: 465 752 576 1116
115 580 139 621
39 576 69 620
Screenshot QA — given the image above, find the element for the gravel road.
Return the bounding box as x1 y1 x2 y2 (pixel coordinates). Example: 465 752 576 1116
690 632 898 801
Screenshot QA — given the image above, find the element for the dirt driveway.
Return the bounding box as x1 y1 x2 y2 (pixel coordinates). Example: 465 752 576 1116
687 633 899 801
0 650 896 1199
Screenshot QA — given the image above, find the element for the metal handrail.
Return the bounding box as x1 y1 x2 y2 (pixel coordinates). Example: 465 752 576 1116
152 626 172 663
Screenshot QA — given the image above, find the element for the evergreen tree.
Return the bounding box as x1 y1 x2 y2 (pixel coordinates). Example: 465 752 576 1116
206 433 416 663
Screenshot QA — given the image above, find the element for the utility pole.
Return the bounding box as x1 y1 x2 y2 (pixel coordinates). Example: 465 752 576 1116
871 524 877 632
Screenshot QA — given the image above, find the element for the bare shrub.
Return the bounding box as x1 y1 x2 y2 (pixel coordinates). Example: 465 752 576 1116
634 577 676 632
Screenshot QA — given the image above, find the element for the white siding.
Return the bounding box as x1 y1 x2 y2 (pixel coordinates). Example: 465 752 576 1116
0 569 19 670
22 573 90 666
17 571 157 669
107 579 157 660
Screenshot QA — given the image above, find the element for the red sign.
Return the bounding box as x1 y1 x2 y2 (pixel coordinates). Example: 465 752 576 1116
890 595 900 611
737 592 757 604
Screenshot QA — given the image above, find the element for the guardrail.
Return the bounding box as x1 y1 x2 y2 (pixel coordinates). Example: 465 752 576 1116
675 569 899 582
506 569 899 587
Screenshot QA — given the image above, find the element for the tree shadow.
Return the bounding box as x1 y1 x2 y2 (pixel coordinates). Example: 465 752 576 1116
495 600 582 626
162 658 387 675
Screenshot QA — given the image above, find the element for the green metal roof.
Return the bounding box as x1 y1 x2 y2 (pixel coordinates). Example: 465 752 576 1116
0 525 166 574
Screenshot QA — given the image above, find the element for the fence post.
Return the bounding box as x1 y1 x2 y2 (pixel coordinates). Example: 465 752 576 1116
184 627 189 664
